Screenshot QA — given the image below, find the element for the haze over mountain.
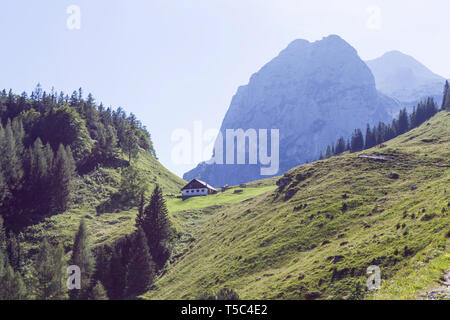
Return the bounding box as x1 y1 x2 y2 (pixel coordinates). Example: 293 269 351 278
184 35 399 187
366 51 447 114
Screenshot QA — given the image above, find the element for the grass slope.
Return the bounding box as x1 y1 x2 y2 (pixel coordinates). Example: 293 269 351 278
21 150 186 255
143 111 450 300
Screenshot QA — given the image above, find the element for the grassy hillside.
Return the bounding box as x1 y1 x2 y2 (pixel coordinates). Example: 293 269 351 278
21 150 185 255
142 110 450 300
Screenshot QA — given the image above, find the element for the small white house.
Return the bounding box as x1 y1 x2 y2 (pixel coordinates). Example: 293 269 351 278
181 179 218 197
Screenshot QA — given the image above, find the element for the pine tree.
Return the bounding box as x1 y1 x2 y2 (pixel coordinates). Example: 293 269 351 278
138 185 172 270
325 145 333 158
350 129 364 152
0 265 27 300
364 124 376 149
107 244 127 300
69 219 94 300
442 80 449 110
397 108 409 134
444 85 450 111
335 137 346 155
51 144 75 212
0 120 23 190
125 228 155 298
35 238 66 300
92 245 111 293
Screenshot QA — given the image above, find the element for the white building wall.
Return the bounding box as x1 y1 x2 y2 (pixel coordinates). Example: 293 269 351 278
183 188 208 197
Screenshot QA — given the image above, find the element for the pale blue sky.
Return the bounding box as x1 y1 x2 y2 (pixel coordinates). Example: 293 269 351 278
1 0 449 177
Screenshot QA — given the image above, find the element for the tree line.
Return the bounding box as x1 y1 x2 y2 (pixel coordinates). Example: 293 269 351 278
320 97 442 159
0 184 172 300
0 85 156 228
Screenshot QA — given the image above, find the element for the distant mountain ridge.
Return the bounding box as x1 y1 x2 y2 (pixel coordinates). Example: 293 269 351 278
366 50 447 114
184 35 399 187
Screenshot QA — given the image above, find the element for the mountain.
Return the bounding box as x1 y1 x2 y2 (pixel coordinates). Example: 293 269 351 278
184 35 399 187
145 110 450 300
366 51 447 114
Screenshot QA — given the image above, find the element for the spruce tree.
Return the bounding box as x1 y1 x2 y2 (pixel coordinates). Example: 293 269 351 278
442 80 449 110
138 185 172 270
325 145 333 158
364 124 376 149
125 228 155 298
0 265 27 300
350 129 364 152
52 144 75 213
0 120 23 190
69 219 94 300
35 238 66 300
445 86 450 111
107 244 127 300
335 137 346 155
92 245 111 293
397 108 409 134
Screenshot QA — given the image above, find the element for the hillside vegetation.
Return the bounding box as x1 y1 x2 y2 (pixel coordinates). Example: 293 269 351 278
143 110 450 300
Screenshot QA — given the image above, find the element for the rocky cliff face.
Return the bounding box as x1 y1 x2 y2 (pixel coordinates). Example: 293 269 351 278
366 50 446 114
184 35 398 187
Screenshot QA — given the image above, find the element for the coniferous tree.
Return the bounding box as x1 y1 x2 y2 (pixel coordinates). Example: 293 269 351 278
69 219 94 300
325 145 333 158
364 125 376 149
335 137 346 155
35 238 66 300
138 185 172 270
0 265 27 300
125 228 155 298
397 108 409 134
107 244 127 300
92 245 111 294
0 120 23 190
51 144 75 212
350 129 364 152
442 80 449 110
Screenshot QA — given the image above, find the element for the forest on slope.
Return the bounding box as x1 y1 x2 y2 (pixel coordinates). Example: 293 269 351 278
0 85 185 300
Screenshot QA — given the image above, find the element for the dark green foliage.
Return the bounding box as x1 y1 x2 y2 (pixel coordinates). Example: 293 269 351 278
137 185 173 270
106 245 127 299
350 129 364 152
51 144 75 212
442 80 449 110
335 137 346 155
34 238 66 300
0 86 157 228
69 219 94 300
397 108 409 135
125 228 156 299
0 264 27 300
365 125 376 149
323 97 439 158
